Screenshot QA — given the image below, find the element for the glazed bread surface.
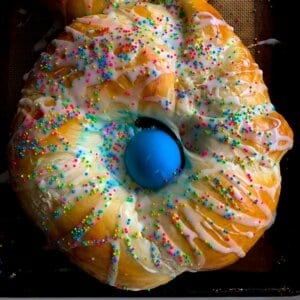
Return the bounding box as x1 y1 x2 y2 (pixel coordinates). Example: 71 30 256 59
9 0 293 290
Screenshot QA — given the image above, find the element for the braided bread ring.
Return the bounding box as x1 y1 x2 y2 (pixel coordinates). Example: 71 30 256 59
9 0 293 290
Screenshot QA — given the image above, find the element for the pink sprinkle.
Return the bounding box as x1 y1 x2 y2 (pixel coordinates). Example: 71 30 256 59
201 150 208 157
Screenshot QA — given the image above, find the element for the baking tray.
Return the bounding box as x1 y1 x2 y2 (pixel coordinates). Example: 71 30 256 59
0 0 299 296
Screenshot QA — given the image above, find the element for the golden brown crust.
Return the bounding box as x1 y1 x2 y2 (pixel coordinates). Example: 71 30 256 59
38 0 110 21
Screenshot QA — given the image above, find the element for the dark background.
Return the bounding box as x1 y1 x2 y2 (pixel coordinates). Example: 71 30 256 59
0 0 299 296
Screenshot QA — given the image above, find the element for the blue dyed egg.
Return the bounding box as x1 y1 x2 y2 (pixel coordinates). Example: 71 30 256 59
124 128 182 189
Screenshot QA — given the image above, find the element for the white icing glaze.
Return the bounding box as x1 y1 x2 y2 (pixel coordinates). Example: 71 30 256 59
107 240 120 285
182 205 245 257
248 38 280 48
193 11 232 30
